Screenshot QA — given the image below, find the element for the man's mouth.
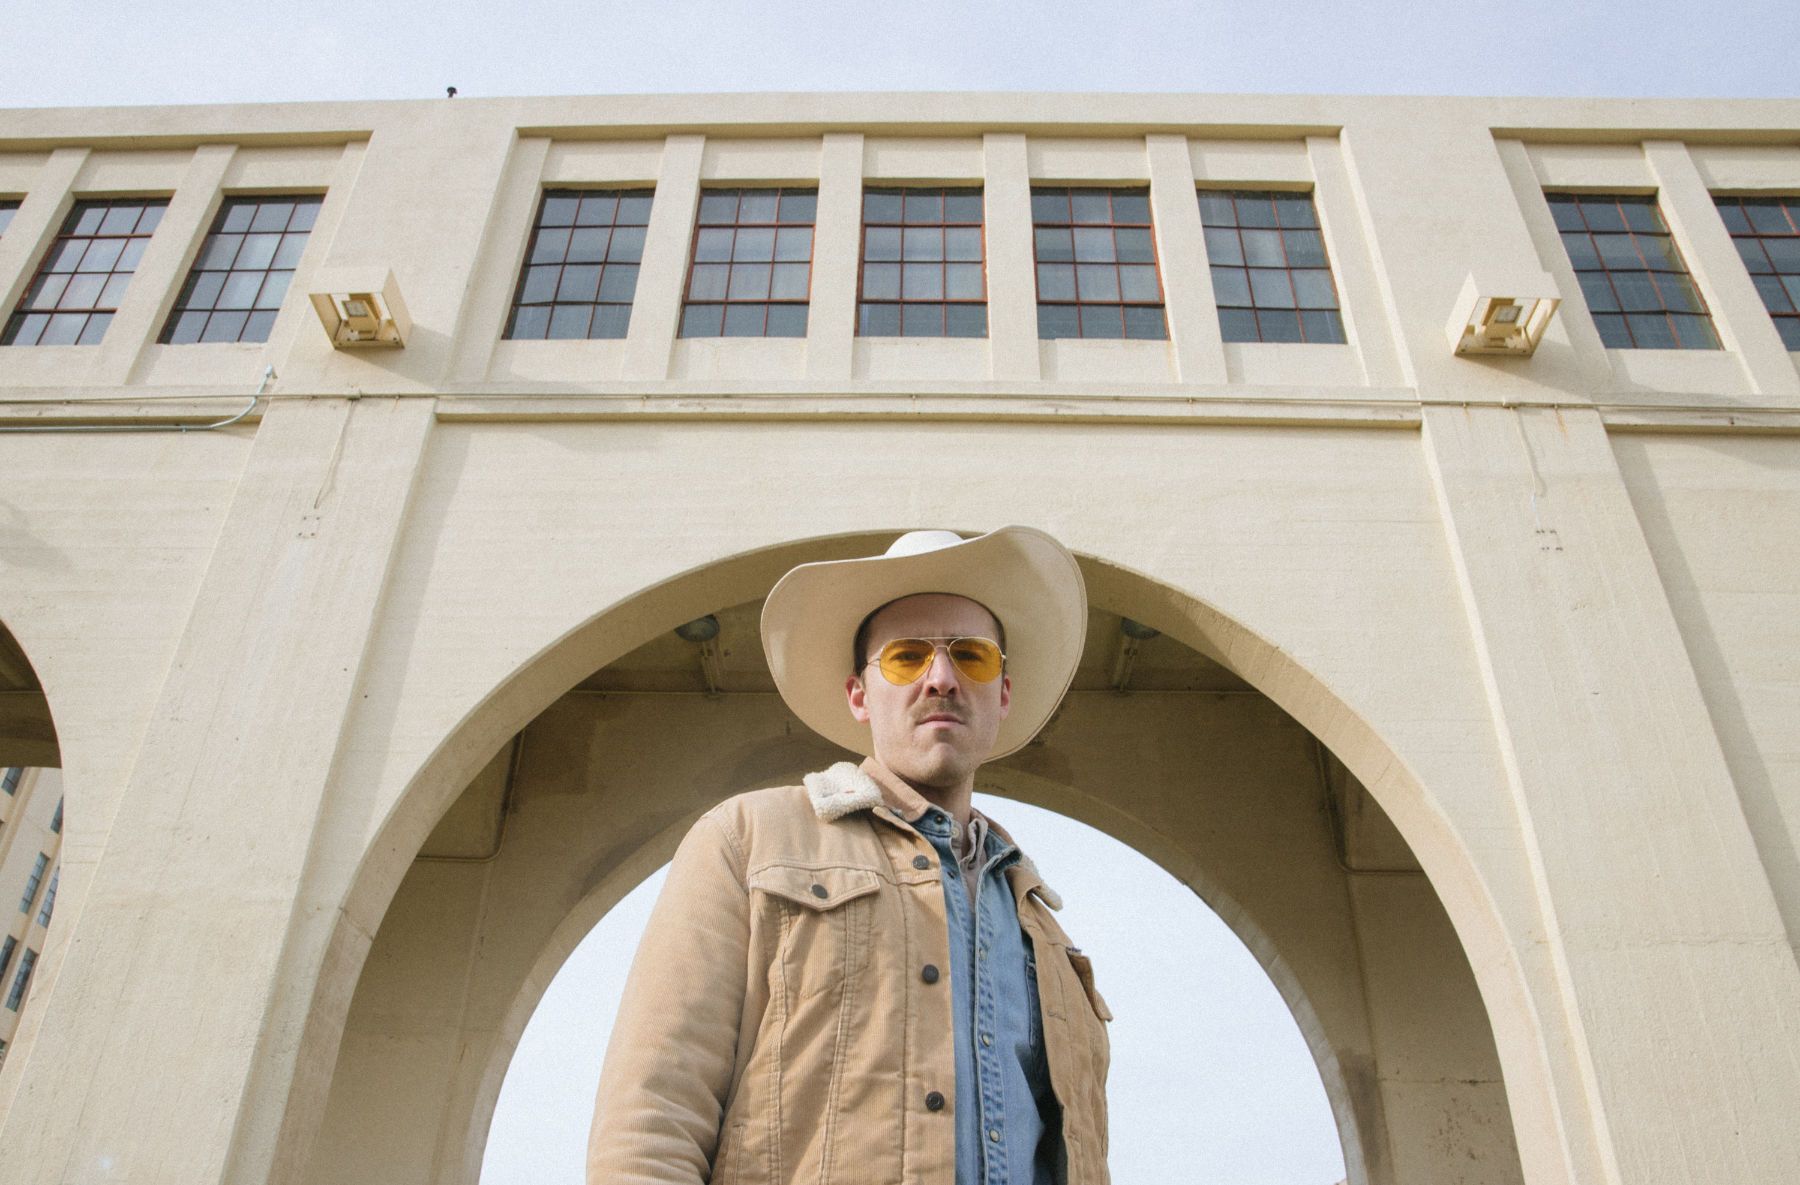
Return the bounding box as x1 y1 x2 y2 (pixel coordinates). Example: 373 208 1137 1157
918 711 964 726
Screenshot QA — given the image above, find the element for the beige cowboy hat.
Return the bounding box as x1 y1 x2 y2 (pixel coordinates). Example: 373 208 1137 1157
761 526 1087 760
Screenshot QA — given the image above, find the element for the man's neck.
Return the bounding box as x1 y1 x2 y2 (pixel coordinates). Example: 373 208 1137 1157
912 779 974 828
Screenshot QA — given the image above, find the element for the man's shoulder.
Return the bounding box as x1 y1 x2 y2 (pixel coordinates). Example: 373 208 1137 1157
691 763 883 865
706 781 815 826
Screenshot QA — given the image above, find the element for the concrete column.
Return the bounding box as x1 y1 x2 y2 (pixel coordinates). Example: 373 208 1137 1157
1421 402 1800 1185
0 395 435 1185
1145 134 1226 385
1642 140 1800 402
622 134 703 381
982 133 1040 382
804 132 862 382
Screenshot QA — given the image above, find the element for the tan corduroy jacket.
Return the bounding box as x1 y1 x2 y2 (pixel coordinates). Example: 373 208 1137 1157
587 757 1113 1185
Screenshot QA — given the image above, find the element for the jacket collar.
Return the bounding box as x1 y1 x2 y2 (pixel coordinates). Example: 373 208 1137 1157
800 758 1063 911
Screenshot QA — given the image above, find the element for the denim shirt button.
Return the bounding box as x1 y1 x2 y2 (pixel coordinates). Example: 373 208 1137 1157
921 963 940 984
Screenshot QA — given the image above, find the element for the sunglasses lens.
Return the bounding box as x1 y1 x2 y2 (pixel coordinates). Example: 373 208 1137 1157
876 639 935 684
875 638 1003 685
947 638 1003 682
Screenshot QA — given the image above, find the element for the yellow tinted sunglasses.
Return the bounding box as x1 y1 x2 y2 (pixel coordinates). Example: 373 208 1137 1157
866 636 1006 685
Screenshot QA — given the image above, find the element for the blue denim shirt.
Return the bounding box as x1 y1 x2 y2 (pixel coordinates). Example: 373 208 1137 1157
913 805 1060 1185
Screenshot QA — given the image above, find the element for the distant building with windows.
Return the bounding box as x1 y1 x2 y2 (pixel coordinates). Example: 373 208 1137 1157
0 767 62 1066
0 92 1797 1185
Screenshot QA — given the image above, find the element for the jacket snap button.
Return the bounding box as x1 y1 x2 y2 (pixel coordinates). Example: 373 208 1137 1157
912 855 932 870
810 883 828 899
921 963 940 984
925 1090 945 1111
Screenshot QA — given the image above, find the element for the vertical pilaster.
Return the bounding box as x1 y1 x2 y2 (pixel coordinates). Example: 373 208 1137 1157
1421 402 1800 1185
1643 140 1800 402
1145 134 1226 386
0 396 435 1185
982 133 1040 382
1308 135 1407 388
804 132 863 382
622 134 703 381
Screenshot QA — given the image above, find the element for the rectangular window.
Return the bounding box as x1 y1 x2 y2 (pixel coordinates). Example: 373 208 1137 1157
1715 195 1800 350
1200 189 1346 344
34 868 56 928
506 189 653 341
0 937 15 982
0 200 19 236
858 187 986 338
50 797 62 835
18 853 46 914
6 948 36 1011
1 768 19 795
681 188 816 338
3 197 167 347
1031 186 1166 340
1548 193 1718 349
161 195 321 345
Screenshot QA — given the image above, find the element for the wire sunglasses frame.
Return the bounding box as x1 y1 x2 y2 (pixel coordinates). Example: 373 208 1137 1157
863 636 1007 685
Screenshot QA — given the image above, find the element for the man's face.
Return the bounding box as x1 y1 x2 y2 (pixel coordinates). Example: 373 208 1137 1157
845 593 1011 792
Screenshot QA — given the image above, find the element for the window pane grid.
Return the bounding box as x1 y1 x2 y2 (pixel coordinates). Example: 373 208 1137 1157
4 197 167 347
858 187 986 338
1031 186 1167 340
505 189 653 341
1715 194 1800 351
1199 189 1346 344
681 187 816 339
0 201 19 237
159 195 322 345
1548 193 1719 350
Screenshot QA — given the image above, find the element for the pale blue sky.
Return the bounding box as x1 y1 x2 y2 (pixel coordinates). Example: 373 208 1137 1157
0 0 1792 107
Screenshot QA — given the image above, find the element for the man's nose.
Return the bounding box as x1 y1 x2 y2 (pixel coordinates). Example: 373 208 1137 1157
920 645 960 695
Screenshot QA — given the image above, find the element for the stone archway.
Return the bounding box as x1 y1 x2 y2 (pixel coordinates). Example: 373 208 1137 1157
299 541 1534 1185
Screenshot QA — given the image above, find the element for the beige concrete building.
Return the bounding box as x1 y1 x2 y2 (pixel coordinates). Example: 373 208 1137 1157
0 92 1796 1185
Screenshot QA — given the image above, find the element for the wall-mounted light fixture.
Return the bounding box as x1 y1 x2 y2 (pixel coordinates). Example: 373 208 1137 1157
1447 273 1559 357
309 269 411 348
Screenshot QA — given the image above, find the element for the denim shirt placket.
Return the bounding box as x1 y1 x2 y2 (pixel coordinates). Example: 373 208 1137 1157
915 806 1052 1185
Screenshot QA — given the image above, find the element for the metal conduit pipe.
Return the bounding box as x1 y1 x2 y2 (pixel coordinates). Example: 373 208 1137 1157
0 364 272 434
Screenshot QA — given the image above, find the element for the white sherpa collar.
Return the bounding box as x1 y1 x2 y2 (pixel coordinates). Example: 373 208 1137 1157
804 761 885 821
802 761 1063 910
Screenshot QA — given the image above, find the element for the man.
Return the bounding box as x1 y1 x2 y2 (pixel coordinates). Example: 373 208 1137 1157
587 526 1111 1185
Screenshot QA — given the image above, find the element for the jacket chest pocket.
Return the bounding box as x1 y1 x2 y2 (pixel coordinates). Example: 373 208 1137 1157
749 863 883 1002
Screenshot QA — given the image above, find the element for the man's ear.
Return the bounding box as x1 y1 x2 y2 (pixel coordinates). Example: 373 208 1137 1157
845 674 871 723
998 673 1012 718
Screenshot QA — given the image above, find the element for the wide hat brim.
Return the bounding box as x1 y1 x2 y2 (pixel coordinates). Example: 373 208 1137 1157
761 526 1087 761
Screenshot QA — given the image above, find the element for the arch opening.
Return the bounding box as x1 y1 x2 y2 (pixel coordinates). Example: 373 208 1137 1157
483 793 1354 1185
307 538 1532 1185
0 617 64 1101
